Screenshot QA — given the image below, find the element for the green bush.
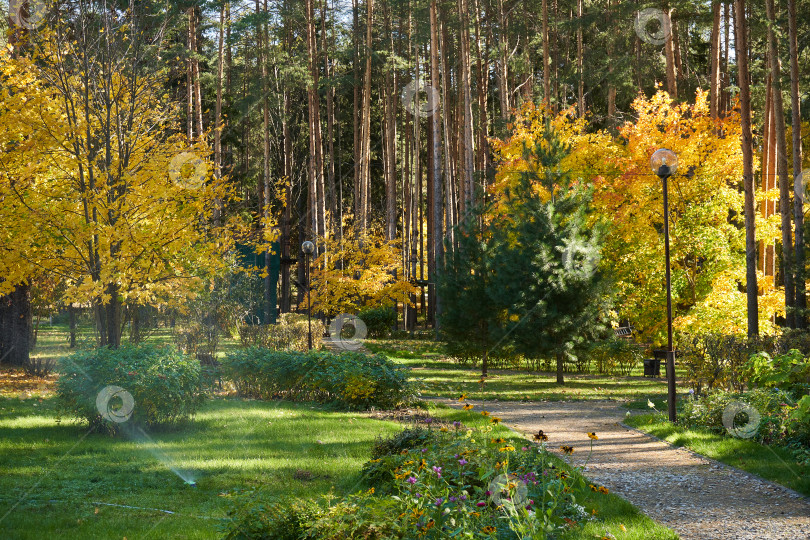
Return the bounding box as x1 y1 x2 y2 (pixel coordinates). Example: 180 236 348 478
219 494 321 540
744 349 810 395
676 333 760 393
358 306 397 338
56 344 204 430
220 348 414 410
679 387 809 450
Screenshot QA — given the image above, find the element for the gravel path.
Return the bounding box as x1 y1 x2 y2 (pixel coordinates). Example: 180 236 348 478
429 397 810 540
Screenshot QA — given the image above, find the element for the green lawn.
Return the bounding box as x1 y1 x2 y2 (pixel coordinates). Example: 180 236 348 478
0 396 403 539
366 339 675 403
625 413 810 497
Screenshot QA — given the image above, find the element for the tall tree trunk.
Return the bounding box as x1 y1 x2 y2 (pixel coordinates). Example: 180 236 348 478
709 1 722 120
353 0 361 223
474 0 490 175
577 0 584 118
384 5 397 241
606 0 616 118
323 0 337 239
766 0 795 328
430 0 443 329
497 0 509 118
542 0 551 107
280 0 293 314
459 0 474 216
189 7 204 139
214 2 226 226
734 0 758 337
664 6 677 98
305 0 326 242
788 0 805 327
358 0 374 231
760 78 778 280
257 0 273 322
722 1 730 114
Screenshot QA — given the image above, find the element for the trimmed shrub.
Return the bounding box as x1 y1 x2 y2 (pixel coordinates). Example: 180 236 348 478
56 344 205 430
358 306 397 338
220 348 414 410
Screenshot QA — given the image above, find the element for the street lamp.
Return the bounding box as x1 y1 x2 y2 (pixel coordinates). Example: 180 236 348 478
301 240 315 350
651 148 678 423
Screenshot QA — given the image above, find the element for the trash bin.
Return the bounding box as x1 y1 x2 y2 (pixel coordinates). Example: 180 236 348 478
643 358 661 377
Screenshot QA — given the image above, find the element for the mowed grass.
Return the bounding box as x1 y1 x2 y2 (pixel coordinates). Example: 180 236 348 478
625 413 810 497
366 339 674 403
0 397 403 539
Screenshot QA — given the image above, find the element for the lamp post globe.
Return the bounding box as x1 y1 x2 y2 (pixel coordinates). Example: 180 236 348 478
652 148 678 423
650 148 678 178
301 241 315 350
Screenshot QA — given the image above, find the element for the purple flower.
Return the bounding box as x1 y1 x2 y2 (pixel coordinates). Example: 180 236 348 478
424 418 433 424
421 448 427 453
458 459 468 465
415 493 422 498
435 498 444 506
485 490 492 496
432 466 442 474
476 501 486 507
453 421 462 428
407 476 417 484
459 495 467 501
449 496 457 503
454 454 460 459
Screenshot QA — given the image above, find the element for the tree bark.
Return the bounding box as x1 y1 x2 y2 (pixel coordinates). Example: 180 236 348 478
0 286 31 366
577 0 584 118
788 0 805 327
709 1 722 120
459 0 475 217
358 0 374 231
765 0 795 328
664 7 677 98
734 0 758 337
430 0 443 329
214 2 226 226
542 0 551 107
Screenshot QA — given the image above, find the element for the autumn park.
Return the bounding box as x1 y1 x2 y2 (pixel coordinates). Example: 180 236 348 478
1 0 810 538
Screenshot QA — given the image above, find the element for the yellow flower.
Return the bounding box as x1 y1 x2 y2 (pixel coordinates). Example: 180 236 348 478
533 430 549 442
490 417 501 424
587 432 598 440
598 486 609 494
560 445 574 455
491 437 505 444
482 526 496 534
366 487 375 494
458 393 467 401
481 411 490 417
440 426 448 432
463 404 474 410
499 445 515 452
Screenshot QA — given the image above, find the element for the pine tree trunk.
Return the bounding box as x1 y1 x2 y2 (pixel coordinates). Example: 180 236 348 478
788 0 805 327
606 0 615 118
542 0 551 107
323 1 337 239
556 352 564 385
473 0 489 175
353 0 361 223
214 2 226 226
430 0 443 328
384 5 397 241
664 7 677 98
497 0 509 118
709 1 721 119
734 0 759 337
280 1 293 314
766 0 795 328
358 0 374 232
257 0 273 322
459 0 474 216
577 0 584 118
190 7 203 139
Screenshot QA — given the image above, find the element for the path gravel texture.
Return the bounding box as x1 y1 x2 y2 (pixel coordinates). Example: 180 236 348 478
429 397 810 540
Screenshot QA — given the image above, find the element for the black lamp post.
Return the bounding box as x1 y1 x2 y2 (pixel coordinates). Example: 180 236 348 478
651 148 678 423
301 240 315 350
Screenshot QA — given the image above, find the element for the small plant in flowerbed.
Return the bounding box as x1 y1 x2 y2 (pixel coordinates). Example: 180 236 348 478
222 408 612 539
55 344 205 431
220 348 414 410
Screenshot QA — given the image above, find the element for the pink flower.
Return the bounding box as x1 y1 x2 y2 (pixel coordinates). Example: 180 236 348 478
476 501 486 507
407 477 417 484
